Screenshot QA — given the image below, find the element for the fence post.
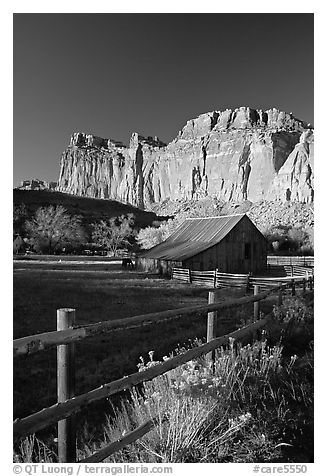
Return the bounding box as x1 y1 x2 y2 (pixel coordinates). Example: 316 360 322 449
309 276 313 291
246 273 251 293
189 268 192 284
278 287 283 306
213 269 217 289
291 279 296 296
253 285 260 321
302 278 306 296
57 308 76 463
206 290 219 368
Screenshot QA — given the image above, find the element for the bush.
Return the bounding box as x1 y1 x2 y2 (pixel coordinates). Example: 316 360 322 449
264 225 314 254
269 296 314 355
79 334 313 463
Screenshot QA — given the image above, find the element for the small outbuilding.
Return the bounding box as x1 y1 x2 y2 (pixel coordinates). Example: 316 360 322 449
137 214 267 275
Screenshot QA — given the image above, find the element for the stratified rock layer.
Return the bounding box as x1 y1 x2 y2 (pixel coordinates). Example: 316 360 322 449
57 107 314 208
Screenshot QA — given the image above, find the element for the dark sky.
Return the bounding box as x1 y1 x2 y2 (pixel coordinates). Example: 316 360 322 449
13 13 314 186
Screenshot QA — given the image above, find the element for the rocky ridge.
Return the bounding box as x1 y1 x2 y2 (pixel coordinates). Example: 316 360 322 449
148 197 314 233
57 107 314 208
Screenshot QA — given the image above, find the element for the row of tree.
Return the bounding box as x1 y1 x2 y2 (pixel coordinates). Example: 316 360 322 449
14 204 137 255
264 224 314 255
15 203 313 256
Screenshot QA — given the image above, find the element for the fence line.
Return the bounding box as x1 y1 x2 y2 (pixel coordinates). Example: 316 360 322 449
284 265 314 277
13 316 269 442
14 287 277 358
267 255 314 267
172 267 314 289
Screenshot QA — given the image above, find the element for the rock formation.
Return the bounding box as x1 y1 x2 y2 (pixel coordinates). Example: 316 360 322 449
19 179 57 191
57 107 314 208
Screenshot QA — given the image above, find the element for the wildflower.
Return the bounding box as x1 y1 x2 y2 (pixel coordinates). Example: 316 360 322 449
148 350 155 361
152 392 162 401
239 412 252 423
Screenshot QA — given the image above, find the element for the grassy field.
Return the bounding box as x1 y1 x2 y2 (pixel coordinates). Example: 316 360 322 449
15 259 261 440
13 258 314 462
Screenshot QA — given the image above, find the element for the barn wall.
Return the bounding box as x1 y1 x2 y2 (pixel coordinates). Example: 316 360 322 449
183 216 267 274
136 257 182 275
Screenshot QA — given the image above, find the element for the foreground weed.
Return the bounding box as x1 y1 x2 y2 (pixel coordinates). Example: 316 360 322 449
92 337 312 463
14 435 56 463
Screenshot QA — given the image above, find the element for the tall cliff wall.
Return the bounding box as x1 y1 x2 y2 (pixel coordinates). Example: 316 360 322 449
57 107 314 208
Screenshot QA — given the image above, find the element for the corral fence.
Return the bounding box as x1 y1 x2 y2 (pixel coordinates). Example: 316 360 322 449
13 277 313 463
172 267 314 291
267 255 314 267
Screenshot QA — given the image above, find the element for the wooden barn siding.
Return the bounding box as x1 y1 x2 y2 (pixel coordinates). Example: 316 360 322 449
136 257 182 275
183 216 267 274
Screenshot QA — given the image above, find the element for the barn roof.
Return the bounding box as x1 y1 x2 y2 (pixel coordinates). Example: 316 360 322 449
139 213 248 261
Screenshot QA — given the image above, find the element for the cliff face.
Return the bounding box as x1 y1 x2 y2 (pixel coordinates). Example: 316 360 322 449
57 107 314 208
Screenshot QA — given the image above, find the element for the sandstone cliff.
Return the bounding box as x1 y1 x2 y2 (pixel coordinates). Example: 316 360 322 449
57 107 314 208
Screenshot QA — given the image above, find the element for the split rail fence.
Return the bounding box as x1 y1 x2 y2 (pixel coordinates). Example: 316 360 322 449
13 276 313 463
172 267 314 290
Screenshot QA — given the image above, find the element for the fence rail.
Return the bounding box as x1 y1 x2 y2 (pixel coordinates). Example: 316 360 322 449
172 267 314 289
13 314 270 442
267 255 314 267
14 288 278 357
284 265 314 277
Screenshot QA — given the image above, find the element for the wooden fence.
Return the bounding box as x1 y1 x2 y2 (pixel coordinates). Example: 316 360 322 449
284 265 314 277
267 255 314 267
172 267 314 290
13 278 313 463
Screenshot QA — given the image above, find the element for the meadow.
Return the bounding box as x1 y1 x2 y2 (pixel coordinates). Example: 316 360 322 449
13 258 313 462
14 260 248 433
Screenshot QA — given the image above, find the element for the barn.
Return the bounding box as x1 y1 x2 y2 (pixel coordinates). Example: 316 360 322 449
137 214 267 275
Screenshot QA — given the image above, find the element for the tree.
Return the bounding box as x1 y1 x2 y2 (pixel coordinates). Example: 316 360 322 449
25 205 86 254
13 203 29 235
91 214 135 256
136 219 174 250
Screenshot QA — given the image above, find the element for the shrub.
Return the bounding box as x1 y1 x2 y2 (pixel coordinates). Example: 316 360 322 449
264 225 314 254
270 297 314 355
84 335 313 463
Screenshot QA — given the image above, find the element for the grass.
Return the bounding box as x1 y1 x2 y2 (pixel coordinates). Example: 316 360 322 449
14 260 252 437
15 332 313 463
77 300 313 464
13 260 313 462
